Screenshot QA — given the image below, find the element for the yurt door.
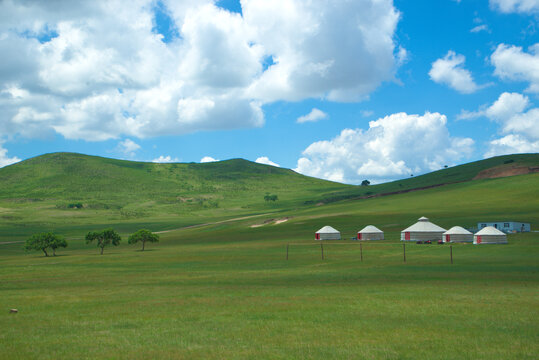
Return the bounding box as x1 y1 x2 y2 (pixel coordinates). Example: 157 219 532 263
476 236 482 244
358 233 362 240
405 232 410 241
445 235 450 242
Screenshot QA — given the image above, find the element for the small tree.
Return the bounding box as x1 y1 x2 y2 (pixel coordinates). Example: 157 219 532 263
50 235 68 256
128 229 159 251
24 232 67 257
361 180 370 186
264 193 278 202
86 228 121 255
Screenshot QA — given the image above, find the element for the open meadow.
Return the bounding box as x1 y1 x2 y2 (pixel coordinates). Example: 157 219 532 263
0 154 538 359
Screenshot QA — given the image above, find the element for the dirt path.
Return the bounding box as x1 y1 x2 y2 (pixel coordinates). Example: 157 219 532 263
0 241 24 245
155 213 276 234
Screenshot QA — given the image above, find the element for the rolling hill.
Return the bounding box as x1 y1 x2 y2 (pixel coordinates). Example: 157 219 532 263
0 153 538 359
0 152 538 242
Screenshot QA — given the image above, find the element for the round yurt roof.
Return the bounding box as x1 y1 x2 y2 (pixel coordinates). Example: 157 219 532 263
475 226 505 236
402 216 446 232
359 225 383 233
444 226 472 235
316 225 340 233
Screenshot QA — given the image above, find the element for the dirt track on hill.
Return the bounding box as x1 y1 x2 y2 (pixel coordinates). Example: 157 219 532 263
473 166 539 180
155 213 275 234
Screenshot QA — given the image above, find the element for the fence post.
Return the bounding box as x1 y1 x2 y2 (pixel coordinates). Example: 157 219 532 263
403 243 406 263
286 244 289 260
360 242 363 262
321 243 324 260
450 245 453 265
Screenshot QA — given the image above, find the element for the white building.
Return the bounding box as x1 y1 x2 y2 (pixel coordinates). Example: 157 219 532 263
477 221 530 233
358 225 384 240
401 216 446 242
443 226 473 243
474 226 508 244
315 226 341 240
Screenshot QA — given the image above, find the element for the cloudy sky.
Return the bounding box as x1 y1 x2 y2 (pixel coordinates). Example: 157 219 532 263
1 0 538 183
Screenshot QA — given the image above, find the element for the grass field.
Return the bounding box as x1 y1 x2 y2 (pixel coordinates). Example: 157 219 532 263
0 154 538 359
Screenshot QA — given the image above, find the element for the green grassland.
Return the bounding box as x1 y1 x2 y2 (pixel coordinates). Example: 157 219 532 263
0 153 538 359
0 152 537 243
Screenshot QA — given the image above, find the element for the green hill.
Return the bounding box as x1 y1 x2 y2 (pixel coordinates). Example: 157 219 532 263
1 153 538 359
0 152 537 242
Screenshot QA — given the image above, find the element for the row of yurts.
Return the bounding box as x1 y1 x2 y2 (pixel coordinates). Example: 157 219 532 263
315 216 508 244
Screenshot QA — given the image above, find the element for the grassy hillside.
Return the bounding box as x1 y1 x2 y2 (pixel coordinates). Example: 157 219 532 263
0 167 538 359
0 152 537 243
316 152 539 204
0 152 347 208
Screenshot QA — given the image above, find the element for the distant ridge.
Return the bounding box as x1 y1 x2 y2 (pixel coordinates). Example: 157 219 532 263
1 152 538 204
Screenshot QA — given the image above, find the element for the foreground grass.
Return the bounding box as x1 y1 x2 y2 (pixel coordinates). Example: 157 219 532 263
1 229 538 359
1 160 538 359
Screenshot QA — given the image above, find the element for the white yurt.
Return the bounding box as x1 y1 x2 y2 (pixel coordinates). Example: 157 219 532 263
443 226 473 243
358 225 384 240
401 216 446 242
315 226 341 240
473 226 507 244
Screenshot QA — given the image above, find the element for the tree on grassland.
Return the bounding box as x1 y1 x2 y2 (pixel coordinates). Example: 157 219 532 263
264 193 278 202
128 229 159 251
361 180 370 186
85 228 121 255
50 235 68 256
24 232 67 257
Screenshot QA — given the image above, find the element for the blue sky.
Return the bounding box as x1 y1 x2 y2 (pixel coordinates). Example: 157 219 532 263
0 0 538 184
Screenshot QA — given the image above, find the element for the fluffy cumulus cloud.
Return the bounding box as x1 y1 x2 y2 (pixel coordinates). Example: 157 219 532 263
429 51 481 94
297 108 328 123
255 156 280 167
486 93 539 156
0 0 402 142
490 0 539 14
485 135 539 157
118 139 140 157
491 43 539 93
0 143 21 168
460 92 539 156
200 156 218 163
295 112 474 184
152 155 179 163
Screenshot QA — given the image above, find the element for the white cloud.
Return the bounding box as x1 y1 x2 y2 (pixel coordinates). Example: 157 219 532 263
200 156 218 163
470 24 490 33
243 0 401 102
297 108 328 123
485 134 539 157
118 138 140 157
460 92 539 157
255 156 280 167
295 112 474 184
490 0 539 14
152 155 179 163
0 0 403 141
361 110 374 117
0 143 21 168
491 43 539 93
485 92 529 120
429 51 481 94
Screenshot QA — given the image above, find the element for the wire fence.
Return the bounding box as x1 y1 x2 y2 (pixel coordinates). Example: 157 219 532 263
285 242 454 264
